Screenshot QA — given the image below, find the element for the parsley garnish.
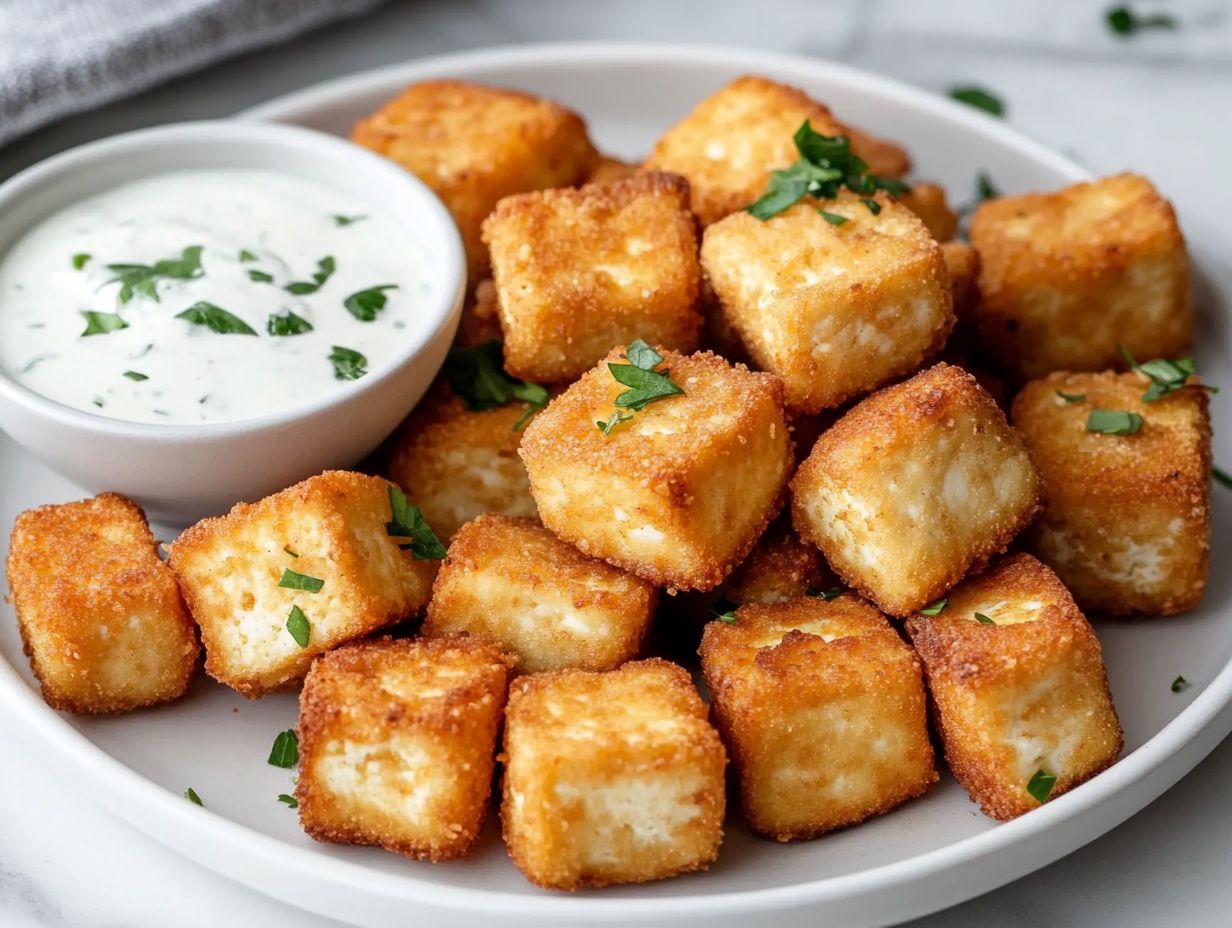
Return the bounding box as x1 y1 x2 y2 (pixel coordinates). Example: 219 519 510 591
278 569 324 593
267 310 313 337
1056 391 1087 403
72 253 91 270
976 172 1000 202
1086 410 1144 435
596 410 635 435
184 787 203 806
711 600 738 624
332 214 368 227
1171 675 1189 693
329 346 367 380
286 606 310 648
238 249 258 263
1118 344 1217 402
1106 6 1177 36
344 285 398 322
80 311 129 337
268 729 299 768
860 197 882 215
285 256 335 295
177 302 257 336
247 269 274 283
1027 769 1056 804
807 587 844 601
920 598 949 616
106 245 203 303
278 794 299 808
123 370 148 382
1214 466 1232 490
949 86 1005 117
974 613 996 625
386 486 447 559
745 120 909 221
819 210 848 226
283 545 299 558
443 340 549 431
603 339 684 424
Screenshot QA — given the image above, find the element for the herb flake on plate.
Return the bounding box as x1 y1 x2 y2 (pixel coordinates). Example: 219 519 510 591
72 253 91 270
184 787 203 806
1106 5 1178 36
332 214 368 227
1172 675 1190 693
268 729 299 768
1027 769 1056 804
123 370 148 382
948 86 1005 117
278 794 299 808
247 269 274 283
444 339 549 431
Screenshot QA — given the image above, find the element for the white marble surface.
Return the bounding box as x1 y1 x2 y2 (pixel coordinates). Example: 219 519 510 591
3 1 1232 925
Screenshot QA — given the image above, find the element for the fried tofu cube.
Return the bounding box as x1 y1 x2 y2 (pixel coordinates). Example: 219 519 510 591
501 658 726 889
906 553 1123 820
385 379 537 543
423 514 656 672
1012 371 1211 615
6 493 198 714
454 279 503 349
483 171 703 383
971 173 1192 381
296 636 512 860
520 348 794 591
352 80 598 284
941 241 981 326
701 191 955 413
899 182 959 242
701 594 936 839
644 75 909 226
168 472 438 697
792 364 1044 616
586 155 641 185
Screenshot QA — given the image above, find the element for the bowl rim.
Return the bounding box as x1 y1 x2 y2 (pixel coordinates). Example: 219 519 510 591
0 119 466 443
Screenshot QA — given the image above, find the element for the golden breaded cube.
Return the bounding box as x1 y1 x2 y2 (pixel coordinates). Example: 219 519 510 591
423 514 656 672
1012 371 1211 615
454 279 503 349
6 493 199 714
501 658 725 889
906 553 1123 820
352 80 598 284
701 594 936 840
587 155 641 185
701 191 954 413
792 364 1043 617
483 171 703 383
168 471 438 697
644 75 909 226
971 173 1192 381
899 182 959 242
297 636 512 860
941 241 980 326
385 379 537 542
520 348 794 591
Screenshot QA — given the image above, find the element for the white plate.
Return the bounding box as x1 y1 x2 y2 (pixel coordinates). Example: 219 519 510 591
2 43 1230 928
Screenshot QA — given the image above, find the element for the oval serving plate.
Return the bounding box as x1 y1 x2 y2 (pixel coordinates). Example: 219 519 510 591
1 43 1229 928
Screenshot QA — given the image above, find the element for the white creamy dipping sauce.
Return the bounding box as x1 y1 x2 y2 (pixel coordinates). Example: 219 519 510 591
0 169 431 424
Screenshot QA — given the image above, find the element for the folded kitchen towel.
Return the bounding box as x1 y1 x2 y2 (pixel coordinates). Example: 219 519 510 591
0 0 386 147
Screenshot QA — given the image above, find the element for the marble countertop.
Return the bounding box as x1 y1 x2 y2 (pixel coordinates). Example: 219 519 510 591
3 1 1232 925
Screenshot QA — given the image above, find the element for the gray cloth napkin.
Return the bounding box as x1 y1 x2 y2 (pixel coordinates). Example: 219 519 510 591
0 0 386 147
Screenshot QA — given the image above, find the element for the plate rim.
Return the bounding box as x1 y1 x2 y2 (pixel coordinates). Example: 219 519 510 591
3 39 1230 925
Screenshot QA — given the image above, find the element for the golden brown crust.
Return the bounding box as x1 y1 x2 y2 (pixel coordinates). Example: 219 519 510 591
297 635 513 861
454 279 504 349
586 155 642 185
941 241 981 326
899 182 959 242
7 492 199 714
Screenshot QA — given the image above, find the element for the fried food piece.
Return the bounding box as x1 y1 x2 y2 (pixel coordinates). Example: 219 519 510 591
1012 371 1211 615
941 241 980 326
423 514 655 672
520 348 794 591
701 191 954 413
168 472 438 697
906 553 1123 820
697 276 750 365
385 379 538 542
701 594 936 840
352 80 598 284
792 364 1043 617
500 658 726 890
6 493 198 713
483 171 703 382
644 75 910 226
296 636 513 861
587 156 641 185
899 182 959 242
454 279 503 349
971 173 1192 381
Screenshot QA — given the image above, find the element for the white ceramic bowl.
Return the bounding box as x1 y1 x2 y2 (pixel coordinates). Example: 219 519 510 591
0 121 466 525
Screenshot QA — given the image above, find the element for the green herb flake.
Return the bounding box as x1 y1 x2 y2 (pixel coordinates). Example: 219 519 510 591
106 245 204 304
1056 391 1087 403
1171 675 1189 694
596 410 635 435
949 86 1005 117
247 269 274 283
184 787 203 806
1214 466 1232 490
278 793 299 808
267 311 314 337
387 486 447 559
176 301 257 336
977 172 1000 202
268 729 299 768
344 285 398 322
278 569 324 593
283 545 299 558
443 340 549 430
72 253 91 271
1106 6 1178 36
1118 344 1216 402
80 311 129 337
607 339 685 413
819 210 849 226
1027 769 1057 804
329 345 368 381
286 606 311 648
974 613 996 625
238 249 258 263
805 586 844 601
920 598 948 616
123 370 149 382
1086 410 1144 435
859 197 882 215
711 600 738 624
332 214 368 227
285 256 336 295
